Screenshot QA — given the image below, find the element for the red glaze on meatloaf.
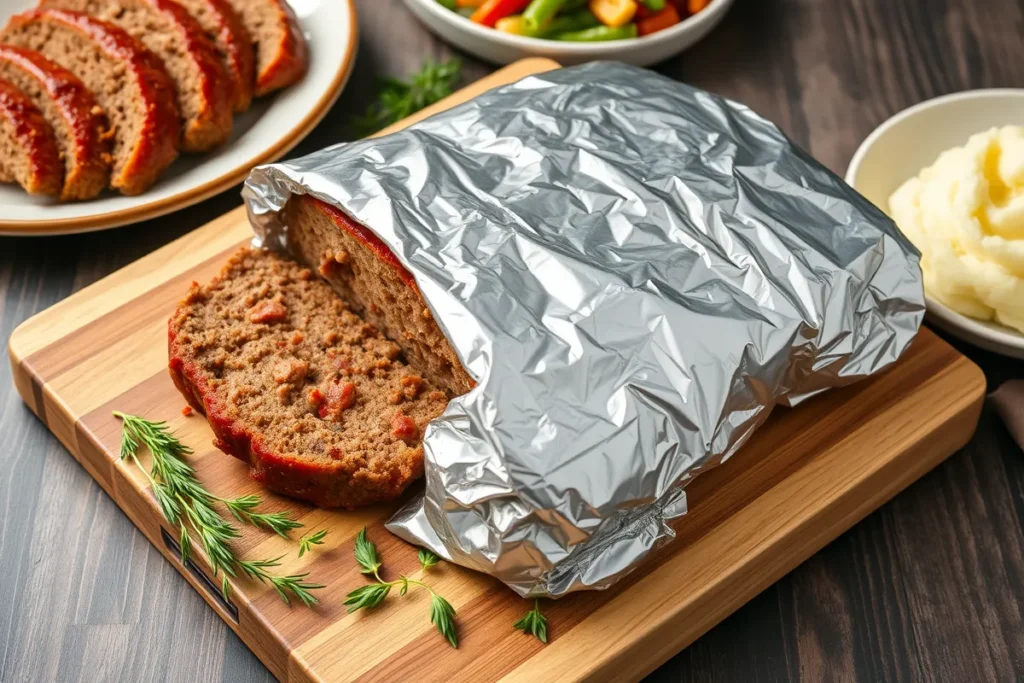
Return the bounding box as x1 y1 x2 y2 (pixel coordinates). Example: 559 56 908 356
2 9 180 195
0 77 62 196
175 0 255 112
225 0 308 97
0 45 110 200
283 195 476 397
168 248 451 509
40 0 233 152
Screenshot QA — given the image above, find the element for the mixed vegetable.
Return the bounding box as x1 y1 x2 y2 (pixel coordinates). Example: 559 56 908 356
435 0 711 40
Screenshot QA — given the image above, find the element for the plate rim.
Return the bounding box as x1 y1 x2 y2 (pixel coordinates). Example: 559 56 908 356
0 0 358 236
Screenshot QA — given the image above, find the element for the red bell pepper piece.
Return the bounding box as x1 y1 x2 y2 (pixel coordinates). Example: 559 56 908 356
637 4 680 34
471 0 532 26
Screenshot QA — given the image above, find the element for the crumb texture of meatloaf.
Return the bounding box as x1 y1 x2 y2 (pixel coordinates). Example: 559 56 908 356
2 9 180 195
0 45 109 200
168 248 450 509
224 0 307 96
0 77 62 196
283 195 476 398
174 0 254 112
40 0 233 152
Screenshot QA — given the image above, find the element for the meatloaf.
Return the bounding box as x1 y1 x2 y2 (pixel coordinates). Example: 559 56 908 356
0 45 109 200
174 0 254 112
0 77 62 196
282 195 476 398
224 0 307 97
2 9 180 195
40 0 233 153
168 248 450 509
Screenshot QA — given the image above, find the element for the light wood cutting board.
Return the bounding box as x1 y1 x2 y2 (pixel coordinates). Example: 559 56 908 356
8 58 986 683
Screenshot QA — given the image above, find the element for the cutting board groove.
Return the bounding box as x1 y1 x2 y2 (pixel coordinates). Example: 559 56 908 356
8 59 985 683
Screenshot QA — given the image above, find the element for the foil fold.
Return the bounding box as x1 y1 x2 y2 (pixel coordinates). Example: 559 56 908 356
242 62 924 598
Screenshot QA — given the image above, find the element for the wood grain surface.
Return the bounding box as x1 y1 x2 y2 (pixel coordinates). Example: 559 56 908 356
0 0 1022 681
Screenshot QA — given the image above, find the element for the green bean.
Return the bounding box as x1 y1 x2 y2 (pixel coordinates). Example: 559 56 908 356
435 0 458 9
554 23 638 41
641 0 666 9
530 9 600 37
562 0 589 8
523 0 567 32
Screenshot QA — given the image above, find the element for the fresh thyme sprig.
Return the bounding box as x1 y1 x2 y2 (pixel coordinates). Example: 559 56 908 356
513 600 549 643
114 412 324 606
298 529 329 558
344 528 458 648
351 58 462 137
217 494 303 537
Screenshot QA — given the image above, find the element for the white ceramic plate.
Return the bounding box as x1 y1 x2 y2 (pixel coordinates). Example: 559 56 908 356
846 89 1024 359
0 0 357 236
403 0 734 67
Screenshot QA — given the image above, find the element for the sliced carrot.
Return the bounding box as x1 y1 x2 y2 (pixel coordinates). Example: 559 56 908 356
687 0 710 13
457 0 485 7
471 0 532 26
637 3 679 34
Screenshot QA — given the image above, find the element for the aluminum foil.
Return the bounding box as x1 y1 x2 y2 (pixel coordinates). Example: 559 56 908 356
242 62 925 598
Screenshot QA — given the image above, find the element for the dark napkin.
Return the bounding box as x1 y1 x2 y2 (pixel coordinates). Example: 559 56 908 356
991 380 1024 449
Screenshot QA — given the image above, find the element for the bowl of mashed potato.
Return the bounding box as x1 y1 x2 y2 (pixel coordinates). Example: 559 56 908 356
847 89 1024 359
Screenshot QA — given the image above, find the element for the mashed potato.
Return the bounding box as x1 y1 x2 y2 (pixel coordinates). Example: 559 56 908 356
889 126 1024 333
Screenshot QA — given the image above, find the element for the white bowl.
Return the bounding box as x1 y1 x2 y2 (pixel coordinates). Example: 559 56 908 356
403 0 734 66
846 89 1024 359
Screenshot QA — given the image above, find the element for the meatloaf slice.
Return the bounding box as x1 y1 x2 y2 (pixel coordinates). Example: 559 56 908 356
174 0 254 112
40 0 233 152
2 9 180 195
168 248 450 509
0 45 109 200
0 77 62 196
282 195 476 398
224 0 307 97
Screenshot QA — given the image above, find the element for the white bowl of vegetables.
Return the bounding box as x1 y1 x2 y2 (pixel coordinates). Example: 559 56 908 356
403 0 734 66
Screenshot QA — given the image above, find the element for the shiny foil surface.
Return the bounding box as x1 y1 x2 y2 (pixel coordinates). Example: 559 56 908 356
242 62 925 598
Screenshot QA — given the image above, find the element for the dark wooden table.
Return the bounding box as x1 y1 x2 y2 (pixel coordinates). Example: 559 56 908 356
2 0 1023 680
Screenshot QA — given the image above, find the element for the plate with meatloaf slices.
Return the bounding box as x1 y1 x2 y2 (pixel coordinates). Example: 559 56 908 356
0 0 356 235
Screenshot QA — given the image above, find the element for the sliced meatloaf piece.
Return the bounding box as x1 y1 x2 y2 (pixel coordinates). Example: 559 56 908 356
0 45 109 200
0 77 62 196
175 0 254 112
224 0 307 97
2 9 180 195
282 195 476 398
41 0 233 152
168 248 451 509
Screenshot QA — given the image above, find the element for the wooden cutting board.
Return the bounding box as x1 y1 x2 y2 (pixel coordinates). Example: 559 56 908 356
8 58 986 683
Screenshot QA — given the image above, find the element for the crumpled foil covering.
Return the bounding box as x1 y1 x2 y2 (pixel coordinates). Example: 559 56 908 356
242 62 925 598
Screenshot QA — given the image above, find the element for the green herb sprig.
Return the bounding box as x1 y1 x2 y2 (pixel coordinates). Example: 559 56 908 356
115 412 324 606
344 528 458 648
513 600 549 643
298 529 329 558
351 59 462 137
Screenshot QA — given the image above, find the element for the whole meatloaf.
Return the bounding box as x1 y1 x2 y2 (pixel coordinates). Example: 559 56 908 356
168 248 450 509
2 9 180 195
0 45 110 200
282 195 476 398
40 0 233 152
0 77 62 196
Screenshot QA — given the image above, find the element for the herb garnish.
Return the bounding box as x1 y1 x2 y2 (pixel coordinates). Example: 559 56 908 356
513 600 549 643
298 529 329 558
344 528 458 648
115 412 324 606
351 59 463 137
